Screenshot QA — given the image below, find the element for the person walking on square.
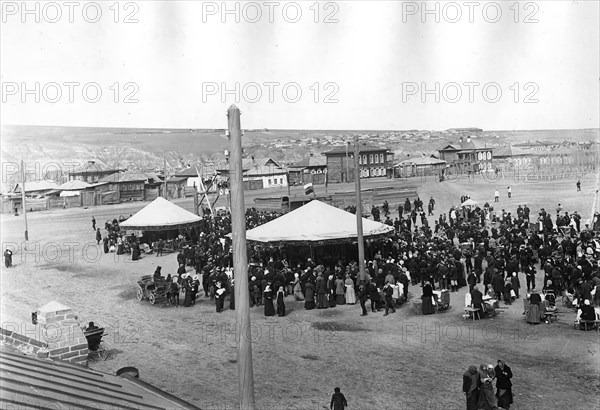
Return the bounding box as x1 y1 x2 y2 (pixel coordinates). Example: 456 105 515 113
507 186 512 198
330 387 347 410
576 179 581 191
358 283 368 316
92 216 96 230
494 189 499 202
95 228 102 245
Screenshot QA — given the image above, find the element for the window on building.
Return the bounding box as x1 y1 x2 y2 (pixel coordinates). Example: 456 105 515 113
374 155 379 164
369 154 373 164
268 179 271 185
380 154 384 163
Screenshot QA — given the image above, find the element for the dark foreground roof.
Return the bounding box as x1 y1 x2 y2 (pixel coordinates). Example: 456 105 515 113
0 350 200 409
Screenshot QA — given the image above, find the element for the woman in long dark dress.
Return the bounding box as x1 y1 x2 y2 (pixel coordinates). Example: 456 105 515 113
316 273 328 309
103 237 109 254
304 282 316 310
335 275 346 305
421 281 435 315
263 284 275 316
229 280 235 310
276 286 286 317
183 276 193 307
95 228 102 245
328 275 337 308
494 359 513 409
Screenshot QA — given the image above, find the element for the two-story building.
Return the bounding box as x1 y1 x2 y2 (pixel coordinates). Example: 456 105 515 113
438 136 494 173
322 145 394 183
68 160 121 183
287 154 328 185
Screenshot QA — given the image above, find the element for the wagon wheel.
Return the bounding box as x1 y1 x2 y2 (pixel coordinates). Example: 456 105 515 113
98 344 109 361
136 288 144 301
149 293 156 305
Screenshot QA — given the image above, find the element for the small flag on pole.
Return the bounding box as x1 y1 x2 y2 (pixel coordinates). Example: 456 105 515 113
304 183 314 196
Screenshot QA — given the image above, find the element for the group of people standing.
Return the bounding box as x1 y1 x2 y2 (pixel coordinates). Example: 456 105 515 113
463 360 513 410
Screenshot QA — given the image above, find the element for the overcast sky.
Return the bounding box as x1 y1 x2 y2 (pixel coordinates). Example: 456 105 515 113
1 0 599 130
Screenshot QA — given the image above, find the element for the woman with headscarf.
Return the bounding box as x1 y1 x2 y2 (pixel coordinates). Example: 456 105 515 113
495 360 513 409
292 273 304 301
477 364 501 410
578 299 597 330
102 236 109 254
462 365 480 410
263 284 275 316
304 281 316 310
335 275 346 305
182 275 194 307
526 289 542 324
316 273 328 309
344 274 356 305
421 281 435 315
276 286 286 317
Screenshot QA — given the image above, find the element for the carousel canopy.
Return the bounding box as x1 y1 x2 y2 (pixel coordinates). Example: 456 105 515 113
241 199 394 245
120 197 201 231
461 198 478 206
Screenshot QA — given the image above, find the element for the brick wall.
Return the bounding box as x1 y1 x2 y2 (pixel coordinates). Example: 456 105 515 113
0 327 48 358
36 301 89 366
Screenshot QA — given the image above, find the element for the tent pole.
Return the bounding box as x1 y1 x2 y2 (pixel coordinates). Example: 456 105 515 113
227 105 255 410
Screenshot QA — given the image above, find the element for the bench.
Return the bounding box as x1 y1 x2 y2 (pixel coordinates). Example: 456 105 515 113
574 319 600 332
464 307 481 321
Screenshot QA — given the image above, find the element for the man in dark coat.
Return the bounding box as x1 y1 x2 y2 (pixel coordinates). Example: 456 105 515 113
382 282 395 316
330 387 347 410
462 365 480 410
492 271 505 301
471 286 483 314
357 283 368 316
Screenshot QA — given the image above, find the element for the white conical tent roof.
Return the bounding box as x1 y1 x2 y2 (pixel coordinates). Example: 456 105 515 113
461 198 478 206
243 200 394 244
120 197 202 231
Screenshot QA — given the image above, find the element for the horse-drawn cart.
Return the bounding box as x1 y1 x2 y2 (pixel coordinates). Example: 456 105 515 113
136 275 168 305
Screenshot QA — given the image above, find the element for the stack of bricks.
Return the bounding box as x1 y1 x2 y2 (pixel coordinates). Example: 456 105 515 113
36 301 89 366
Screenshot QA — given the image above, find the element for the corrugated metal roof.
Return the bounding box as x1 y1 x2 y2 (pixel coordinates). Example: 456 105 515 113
0 350 200 409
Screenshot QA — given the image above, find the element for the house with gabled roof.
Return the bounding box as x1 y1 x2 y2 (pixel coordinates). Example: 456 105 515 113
438 136 494 173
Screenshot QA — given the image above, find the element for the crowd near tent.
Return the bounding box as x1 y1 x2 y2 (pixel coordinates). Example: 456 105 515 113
120 197 201 231
241 200 394 245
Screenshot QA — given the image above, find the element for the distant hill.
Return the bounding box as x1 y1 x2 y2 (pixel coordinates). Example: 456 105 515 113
1 124 597 191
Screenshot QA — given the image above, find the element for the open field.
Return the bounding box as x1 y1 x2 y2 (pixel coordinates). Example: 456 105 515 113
1 176 599 409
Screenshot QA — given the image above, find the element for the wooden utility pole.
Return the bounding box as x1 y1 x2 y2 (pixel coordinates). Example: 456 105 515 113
163 158 168 198
353 136 366 282
21 160 29 241
227 105 255 410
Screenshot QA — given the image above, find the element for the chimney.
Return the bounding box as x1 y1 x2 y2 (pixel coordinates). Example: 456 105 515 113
467 136 472 143
36 301 89 366
459 137 463 143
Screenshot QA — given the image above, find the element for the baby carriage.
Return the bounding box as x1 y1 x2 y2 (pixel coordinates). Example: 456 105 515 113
84 326 109 361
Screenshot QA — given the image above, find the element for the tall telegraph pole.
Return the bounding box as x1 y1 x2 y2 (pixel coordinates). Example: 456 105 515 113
227 105 255 410
353 136 366 281
21 160 29 240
